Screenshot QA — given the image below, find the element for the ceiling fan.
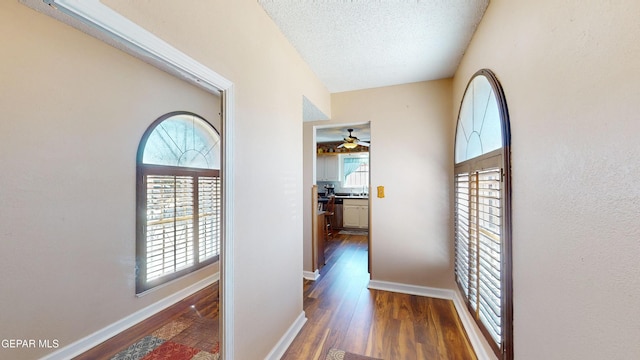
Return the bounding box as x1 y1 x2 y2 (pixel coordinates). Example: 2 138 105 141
337 128 370 149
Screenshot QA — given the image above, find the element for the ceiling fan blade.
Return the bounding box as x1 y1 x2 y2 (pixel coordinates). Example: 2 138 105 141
357 141 370 147
337 143 345 148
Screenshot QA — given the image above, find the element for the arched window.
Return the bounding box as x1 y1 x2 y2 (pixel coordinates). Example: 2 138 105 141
136 112 221 294
454 69 513 359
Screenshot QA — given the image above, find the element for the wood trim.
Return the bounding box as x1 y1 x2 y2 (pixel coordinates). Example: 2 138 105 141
484 68 513 360
317 141 369 154
311 185 318 272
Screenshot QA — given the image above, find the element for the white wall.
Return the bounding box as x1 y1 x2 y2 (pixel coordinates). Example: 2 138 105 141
303 80 455 289
1 1 329 359
454 0 640 358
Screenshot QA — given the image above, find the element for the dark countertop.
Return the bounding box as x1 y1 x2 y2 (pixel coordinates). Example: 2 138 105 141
319 194 368 205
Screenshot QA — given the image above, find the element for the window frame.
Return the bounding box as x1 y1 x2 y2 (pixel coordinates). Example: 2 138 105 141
454 69 513 359
135 112 221 295
341 153 370 189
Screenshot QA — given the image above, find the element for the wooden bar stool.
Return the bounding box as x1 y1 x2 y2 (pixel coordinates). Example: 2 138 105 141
324 196 335 239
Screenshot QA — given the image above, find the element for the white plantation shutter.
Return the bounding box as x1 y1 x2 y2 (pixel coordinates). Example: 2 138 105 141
139 171 220 292
455 173 471 298
198 176 221 261
146 175 195 281
455 161 505 349
475 168 503 345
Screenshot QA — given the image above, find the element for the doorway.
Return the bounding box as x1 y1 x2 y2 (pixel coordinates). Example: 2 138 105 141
26 2 236 359
314 123 371 275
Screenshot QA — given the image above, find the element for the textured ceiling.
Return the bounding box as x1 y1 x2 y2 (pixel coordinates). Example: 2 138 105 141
259 0 489 93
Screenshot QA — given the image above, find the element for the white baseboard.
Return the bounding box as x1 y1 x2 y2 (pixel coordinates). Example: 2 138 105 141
367 279 493 360
367 279 455 300
264 311 307 360
39 273 220 360
452 291 496 360
303 270 320 281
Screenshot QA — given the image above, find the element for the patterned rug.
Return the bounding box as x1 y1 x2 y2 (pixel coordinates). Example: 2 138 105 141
325 348 382 360
110 317 219 360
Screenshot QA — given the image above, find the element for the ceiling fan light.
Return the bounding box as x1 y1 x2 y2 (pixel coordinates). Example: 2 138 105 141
343 142 358 149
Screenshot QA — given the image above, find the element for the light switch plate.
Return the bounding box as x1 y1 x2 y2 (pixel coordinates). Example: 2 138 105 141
377 186 384 198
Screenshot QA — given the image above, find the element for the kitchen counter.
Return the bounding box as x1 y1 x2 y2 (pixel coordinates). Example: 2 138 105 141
319 194 368 206
335 195 368 199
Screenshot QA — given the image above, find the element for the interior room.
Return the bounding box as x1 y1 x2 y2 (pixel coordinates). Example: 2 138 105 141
1 1 639 360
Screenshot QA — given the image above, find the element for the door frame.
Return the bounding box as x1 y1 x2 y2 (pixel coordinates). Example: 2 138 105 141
22 1 235 359
313 122 372 275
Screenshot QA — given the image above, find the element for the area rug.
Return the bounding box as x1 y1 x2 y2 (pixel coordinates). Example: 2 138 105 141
109 336 219 360
338 230 368 236
109 315 220 360
325 348 382 360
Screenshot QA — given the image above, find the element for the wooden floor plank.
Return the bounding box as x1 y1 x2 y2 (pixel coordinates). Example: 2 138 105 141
283 233 477 360
75 231 476 360
341 284 375 355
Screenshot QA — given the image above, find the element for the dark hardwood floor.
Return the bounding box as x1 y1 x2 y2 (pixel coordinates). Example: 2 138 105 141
74 231 475 360
281 232 477 360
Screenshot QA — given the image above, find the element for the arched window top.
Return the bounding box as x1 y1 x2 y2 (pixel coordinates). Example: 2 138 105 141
455 70 508 164
140 112 220 169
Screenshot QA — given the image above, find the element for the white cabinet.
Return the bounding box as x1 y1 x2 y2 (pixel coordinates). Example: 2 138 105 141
343 199 368 228
324 156 339 181
343 205 360 227
316 155 339 181
358 205 369 228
